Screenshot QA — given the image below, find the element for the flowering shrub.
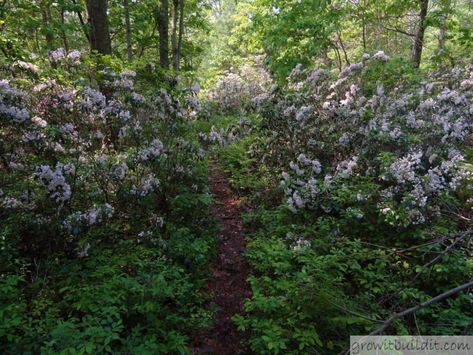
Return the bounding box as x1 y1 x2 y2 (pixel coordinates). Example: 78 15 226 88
0 52 214 352
205 58 272 113
199 116 254 147
223 54 473 353
255 53 473 228
1 55 207 243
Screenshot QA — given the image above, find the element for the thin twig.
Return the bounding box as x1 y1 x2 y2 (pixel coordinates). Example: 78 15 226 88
382 25 415 37
412 230 473 281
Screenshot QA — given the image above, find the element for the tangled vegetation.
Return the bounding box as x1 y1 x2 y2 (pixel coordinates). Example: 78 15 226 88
1 54 217 353
2 0 473 354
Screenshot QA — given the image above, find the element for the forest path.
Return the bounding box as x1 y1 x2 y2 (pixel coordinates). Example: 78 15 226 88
193 163 251 354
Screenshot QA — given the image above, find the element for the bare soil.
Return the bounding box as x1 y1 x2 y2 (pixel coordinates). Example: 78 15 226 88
192 164 252 354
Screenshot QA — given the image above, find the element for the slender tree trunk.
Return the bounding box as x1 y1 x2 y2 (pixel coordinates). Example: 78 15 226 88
124 0 133 61
176 0 184 69
361 0 366 51
171 0 184 70
411 0 429 68
337 30 350 65
60 7 69 51
332 43 342 71
438 16 446 50
171 0 178 70
72 0 91 43
439 0 451 50
41 2 54 50
34 30 40 53
438 0 450 51
86 0 112 55
158 0 169 69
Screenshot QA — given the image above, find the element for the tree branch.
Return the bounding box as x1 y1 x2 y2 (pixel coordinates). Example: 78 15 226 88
411 231 472 281
370 279 473 335
71 0 90 43
383 25 415 37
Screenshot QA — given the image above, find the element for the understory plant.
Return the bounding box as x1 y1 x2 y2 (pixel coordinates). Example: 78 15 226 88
0 51 215 353
221 53 473 353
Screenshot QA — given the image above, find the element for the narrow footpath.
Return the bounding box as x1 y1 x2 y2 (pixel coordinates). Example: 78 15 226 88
193 164 251 354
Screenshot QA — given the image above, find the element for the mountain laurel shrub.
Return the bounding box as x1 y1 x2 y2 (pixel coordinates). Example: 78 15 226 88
230 53 473 353
205 59 272 114
256 52 473 230
0 51 214 353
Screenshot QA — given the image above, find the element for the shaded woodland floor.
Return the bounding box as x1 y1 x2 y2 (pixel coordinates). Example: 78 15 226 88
192 164 252 354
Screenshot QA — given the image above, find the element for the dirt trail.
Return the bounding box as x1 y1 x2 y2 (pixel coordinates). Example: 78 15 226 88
192 164 251 354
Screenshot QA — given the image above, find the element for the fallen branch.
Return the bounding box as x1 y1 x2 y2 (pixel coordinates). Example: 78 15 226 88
326 298 384 324
370 279 473 335
299 283 383 324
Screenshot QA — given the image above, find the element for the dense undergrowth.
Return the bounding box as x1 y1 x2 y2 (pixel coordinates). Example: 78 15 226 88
2 47 473 354
0 54 217 354
5 0 473 353
203 54 473 354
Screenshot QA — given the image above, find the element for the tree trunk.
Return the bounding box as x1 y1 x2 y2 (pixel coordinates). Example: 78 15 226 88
411 0 429 68
171 0 178 70
86 0 112 55
438 16 446 50
158 0 169 69
171 0 184 70
124 0 133 61
71 0 91 43
438 0 450 51
361 0 367 51
41 2 54 50
337 30 350 65
60 6 69 51
176 0 184 70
